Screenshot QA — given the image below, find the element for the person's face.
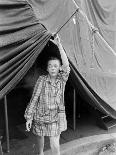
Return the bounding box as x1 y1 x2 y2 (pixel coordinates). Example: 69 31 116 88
47 59 61 78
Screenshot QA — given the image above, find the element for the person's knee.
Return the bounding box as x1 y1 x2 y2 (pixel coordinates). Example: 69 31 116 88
36 136 44 144
36 136 44 154
51 140 59 150
50 135 60 152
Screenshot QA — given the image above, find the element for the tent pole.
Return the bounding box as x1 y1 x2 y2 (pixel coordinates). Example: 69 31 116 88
73 88 76 130
55 8 79 36
0 139 3 155
4 96 10 153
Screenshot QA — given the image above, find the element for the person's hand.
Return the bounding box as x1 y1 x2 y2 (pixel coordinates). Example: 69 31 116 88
26 120 32 132
50 34 61 46
54 34 62 47
54 34 61 44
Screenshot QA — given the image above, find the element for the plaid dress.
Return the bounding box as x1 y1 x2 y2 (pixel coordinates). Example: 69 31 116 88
24 66 70 136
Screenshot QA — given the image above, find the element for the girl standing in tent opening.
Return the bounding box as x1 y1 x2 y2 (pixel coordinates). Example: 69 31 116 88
24 34 70 155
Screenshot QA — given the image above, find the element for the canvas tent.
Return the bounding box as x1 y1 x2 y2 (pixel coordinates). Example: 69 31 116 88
27 0 116 118
81 0 116 51
1 0 116 117
0 0 52 98
1 0 116 152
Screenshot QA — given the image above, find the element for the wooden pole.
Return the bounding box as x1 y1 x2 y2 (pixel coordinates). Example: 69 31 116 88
0 140 3 155
4 96 10 153
73 88 76 130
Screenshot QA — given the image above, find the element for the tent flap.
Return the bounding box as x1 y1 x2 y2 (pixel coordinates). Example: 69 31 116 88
0 0 52 99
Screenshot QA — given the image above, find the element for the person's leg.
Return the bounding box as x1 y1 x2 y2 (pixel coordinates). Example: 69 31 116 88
50 135 60 155
36 136 44 155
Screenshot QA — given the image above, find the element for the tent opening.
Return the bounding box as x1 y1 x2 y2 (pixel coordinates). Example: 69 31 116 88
0 40 101 136
0 40 69 128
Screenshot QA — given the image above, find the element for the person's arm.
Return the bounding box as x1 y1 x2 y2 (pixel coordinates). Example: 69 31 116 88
53 35 70 81
54 35 69 68
24 76 43 131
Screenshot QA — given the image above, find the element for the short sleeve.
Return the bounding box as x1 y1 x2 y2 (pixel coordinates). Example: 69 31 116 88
60 65 70 82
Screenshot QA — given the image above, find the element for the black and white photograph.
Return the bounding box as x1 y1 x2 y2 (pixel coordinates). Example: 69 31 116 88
0 0 116 154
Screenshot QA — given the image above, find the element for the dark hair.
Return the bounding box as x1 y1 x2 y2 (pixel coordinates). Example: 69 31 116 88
47 56 62 66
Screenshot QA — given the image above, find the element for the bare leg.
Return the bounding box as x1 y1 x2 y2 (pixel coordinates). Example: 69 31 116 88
36 136 44 155
50 135 60 155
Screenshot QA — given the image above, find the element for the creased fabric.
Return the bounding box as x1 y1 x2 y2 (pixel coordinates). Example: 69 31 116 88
1 0 116 118
0 0 52 99
27 0 116 118
81 0 116 51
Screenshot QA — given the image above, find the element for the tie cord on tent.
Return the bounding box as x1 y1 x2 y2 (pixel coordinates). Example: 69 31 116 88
53 0 98 37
